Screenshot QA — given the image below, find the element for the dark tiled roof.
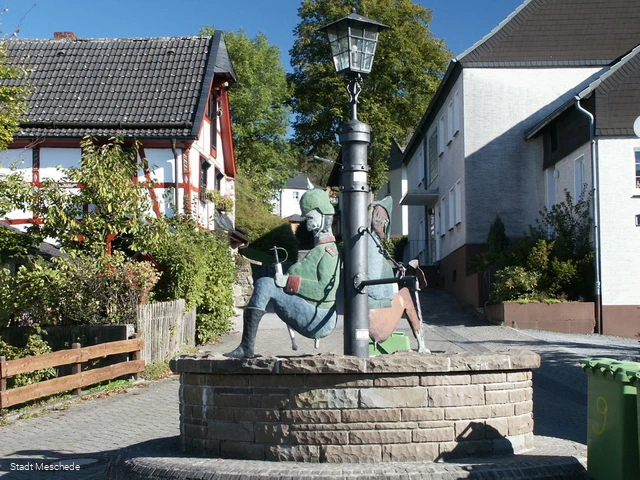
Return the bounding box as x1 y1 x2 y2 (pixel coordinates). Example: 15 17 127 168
460 0 640 67
525 44 640 138
5 34 235 139
285 173 312 190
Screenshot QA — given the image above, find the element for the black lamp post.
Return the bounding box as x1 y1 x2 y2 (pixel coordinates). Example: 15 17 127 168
320 11 389 358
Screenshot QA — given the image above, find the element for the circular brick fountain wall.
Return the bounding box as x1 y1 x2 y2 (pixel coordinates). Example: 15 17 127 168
170 350 539 463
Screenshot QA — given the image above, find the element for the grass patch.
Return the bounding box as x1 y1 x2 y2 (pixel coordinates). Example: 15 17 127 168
143 361 173 381
83 379 133 394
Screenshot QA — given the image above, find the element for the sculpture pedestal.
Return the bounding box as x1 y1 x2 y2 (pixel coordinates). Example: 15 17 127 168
169 350 540 463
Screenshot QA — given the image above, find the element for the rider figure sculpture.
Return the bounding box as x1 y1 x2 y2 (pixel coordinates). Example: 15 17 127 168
367 196 429 353
225 189 340 358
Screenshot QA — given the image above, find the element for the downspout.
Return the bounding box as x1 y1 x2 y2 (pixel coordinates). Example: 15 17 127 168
171 139 180 216
574 96 603 335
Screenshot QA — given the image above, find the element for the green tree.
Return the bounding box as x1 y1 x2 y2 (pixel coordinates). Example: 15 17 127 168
28 136 165 255
289 0 452 190
201 27 295 203
0 40 30 151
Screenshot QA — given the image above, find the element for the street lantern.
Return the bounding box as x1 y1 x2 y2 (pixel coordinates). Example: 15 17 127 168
321 10 389 76
320 11 388 358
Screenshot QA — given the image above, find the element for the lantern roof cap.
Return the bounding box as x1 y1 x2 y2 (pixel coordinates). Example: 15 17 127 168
319 10 389 33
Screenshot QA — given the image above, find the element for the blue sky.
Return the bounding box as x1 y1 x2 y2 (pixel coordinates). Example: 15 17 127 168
3 0 523 64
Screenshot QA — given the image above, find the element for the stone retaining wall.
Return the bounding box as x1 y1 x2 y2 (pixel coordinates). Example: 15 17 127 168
170 350 540 463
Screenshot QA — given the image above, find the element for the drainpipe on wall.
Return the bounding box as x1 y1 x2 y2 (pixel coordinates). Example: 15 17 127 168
171 139 180 216
574 96 603 335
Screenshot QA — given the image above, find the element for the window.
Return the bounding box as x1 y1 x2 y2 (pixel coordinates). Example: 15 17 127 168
448 188 455 230
438 115 445 155
428 130 438 185
418 216 426 263
453 90 461 136
440 197 446 236
636 214 640 227
574 155 585 201
447 101 454 145
455 180 462 225
418 144 425 186
428 208 436 263
635 150 640 189
208 92 218 152
199 157 211 201
293 191 300 202
214 167 223 192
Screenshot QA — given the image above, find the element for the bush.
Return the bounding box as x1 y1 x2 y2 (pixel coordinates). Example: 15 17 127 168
492 266 539 302
0 330 56 388
151 220 235 344
490 190 595 302
381 236 408 262
0 252 160 327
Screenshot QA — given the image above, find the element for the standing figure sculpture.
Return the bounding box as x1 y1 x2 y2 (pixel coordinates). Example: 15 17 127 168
225 189 341 358
367 197 429 353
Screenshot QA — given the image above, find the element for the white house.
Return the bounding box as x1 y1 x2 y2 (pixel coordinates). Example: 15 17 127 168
398 0 640 337
0 32 247 248
271 173 315 219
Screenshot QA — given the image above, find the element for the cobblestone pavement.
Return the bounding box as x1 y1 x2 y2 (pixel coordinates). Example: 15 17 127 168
1 288 639 478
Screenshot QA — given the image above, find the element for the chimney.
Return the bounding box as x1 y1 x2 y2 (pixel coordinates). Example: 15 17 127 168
53 32 77 40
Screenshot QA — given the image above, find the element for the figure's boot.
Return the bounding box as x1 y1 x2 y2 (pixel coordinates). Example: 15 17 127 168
224 307 265 358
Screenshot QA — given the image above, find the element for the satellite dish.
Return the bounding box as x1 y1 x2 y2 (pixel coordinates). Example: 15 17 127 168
634 116 640 137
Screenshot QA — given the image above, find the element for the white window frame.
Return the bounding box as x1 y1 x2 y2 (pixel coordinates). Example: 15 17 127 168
438 115 445 156
418 143 425 187
634 149 640 190
447 101 454 145
453 89 461 136
439 197 446 236
428 129 438 185
454 180 462 225
574 155 585 202
448 187 455 230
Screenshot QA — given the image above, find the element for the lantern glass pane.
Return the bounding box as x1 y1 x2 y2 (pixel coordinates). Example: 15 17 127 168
363 53 374 72
364 39 376 54
364 29 377 40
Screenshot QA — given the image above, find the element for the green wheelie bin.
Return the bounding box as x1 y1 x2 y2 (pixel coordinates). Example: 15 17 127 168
628 369 640 477
580 358 640 480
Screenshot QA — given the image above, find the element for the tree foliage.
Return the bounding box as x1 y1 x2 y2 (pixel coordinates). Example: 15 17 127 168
0 137 233 339
0 40 30 151
491 190 595 302
201 27 295 203
24 137 165 255
234 175 299 263
289 0 452 190
150 218 236 344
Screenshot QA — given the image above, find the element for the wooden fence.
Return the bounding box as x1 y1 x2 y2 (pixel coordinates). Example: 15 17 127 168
0 335 144 409
136 299 195 364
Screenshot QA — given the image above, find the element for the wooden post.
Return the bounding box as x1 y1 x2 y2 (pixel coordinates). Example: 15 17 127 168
0 355 7 409
71 343 82 395
131 333 142 380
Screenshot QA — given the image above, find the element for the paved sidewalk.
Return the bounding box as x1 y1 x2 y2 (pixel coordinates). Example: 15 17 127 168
1 288 639 478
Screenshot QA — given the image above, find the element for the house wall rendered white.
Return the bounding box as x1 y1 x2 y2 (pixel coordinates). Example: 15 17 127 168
382 165 408 237
406 138 426 262
0 148 34 229
597 137 640 306
463 67 600 245
278 188 307 218
547 142 592 205
435 78 465 262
